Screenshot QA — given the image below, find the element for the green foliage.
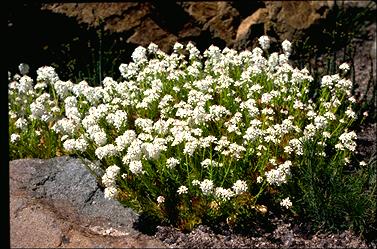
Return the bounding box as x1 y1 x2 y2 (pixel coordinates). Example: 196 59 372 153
285 141 376 234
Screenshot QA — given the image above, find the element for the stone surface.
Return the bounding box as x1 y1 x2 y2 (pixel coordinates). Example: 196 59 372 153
236 8 268 42
40 1 376 55
265 1 334 39
41 3 151 33
126 17 178 53
201 2 240 46
40 1 339 51
10 195 65 248
9 156 166 248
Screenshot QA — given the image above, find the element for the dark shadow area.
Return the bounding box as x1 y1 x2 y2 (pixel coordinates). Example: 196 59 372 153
231 0 266 19
150 1 194 35
7 2 137 85
133 212 161 236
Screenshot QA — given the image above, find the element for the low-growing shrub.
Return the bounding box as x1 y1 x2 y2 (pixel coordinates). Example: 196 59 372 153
8 36 376 233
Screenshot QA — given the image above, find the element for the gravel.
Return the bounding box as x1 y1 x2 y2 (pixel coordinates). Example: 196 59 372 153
154 219 375 248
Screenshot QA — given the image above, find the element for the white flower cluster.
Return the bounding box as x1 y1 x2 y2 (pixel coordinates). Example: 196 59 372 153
9 36 359 215
280 197 292 209
10 134 20 143
102 165 120 199
190 178 248 201
265 161 292 186
177 185 188 195
232 180 248 195
166 157 180 169
37 66 59 86
336 131 357 151
258 35 270 50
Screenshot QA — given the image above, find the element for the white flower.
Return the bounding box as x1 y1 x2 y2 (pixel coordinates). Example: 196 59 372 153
177 186 188 195
15 118 28 129
51 106 60 113
345 107 356 119
166 157 180 169
10 134 20 143
104 186 118 200
269 158 277 166
132 46 147 64
321 75 333 88
256 176 263 183
282 40 292 56
232 180 248 195
135 118 154 134
265 161 291 186
102 165 120 187
323 131 331 139
63 139 76 151
52 118 78 135
228 143 246 160
214 187 235 201
348 96 356 103
201 159 216 168
54 80 73 98
173 42 184 52
93 131 107 146
359 161 367 166
61 135 69 142
36 66 59 86
75 137 88 152
186 42 201 60
115 131 135 152
339 62 350 72
123 139 143 163
314 115 327 129
192 180 200 186
18 76 33 94
258 35 270 50
63 138 88 152
147 42 159 54
337 131 357 151
129 160 143 175
157 195 165 204
95 144 118 160
280 197 292 209
261 93 274 104
142 142 162 160
199 179 214 195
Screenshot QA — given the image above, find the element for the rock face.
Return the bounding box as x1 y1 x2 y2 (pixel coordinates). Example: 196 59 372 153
40 0 376 64
10 156 166 248
41 1 353 51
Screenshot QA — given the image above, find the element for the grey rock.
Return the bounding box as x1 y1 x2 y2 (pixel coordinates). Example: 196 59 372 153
10 156 139 233
81 189 139 232
10 156 166 248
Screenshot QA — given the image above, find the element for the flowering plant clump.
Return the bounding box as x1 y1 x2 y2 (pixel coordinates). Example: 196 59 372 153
9 36 369 231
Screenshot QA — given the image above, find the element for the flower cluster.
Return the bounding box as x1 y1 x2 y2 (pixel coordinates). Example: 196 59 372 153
102 165 120 199
9 36 360 230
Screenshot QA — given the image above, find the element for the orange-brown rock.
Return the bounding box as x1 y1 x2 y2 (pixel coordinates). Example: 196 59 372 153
42 3 152 33
126 17 178 52
236 8 269 41
264 1 334 40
